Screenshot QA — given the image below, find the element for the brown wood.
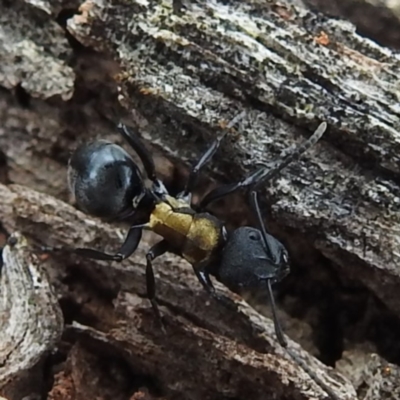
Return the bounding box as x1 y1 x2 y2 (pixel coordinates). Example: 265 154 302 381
302 0 400 50
0 232 63 399
0 184 355 399
1 0 400 399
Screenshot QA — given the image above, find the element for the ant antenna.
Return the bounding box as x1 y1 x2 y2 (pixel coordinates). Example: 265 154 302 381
252 122 327 191
253 192 341 399
200 122 327 209
247 123 327 263
247 123 340 399
249 190 275 265
249 189 287 346
182 111 246 197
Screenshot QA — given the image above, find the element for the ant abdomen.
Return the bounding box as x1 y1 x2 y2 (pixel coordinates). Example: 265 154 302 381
68 140 144 219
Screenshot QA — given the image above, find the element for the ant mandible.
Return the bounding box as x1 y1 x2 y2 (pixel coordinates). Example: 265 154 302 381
68 113 326 348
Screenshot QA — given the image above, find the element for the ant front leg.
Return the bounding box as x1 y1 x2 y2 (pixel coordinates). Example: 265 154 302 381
179 111 246 202
193 261 238 312
74 224 144 262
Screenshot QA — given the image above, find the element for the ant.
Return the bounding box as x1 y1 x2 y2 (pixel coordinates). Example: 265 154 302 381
67 113 326 336
66 114 336 397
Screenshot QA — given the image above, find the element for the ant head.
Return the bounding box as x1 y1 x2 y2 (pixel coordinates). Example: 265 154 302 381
68 140 146 219
218 226 290 292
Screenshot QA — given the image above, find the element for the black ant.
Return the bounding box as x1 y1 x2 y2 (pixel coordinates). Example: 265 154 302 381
67 114 335 397
68 113 325 330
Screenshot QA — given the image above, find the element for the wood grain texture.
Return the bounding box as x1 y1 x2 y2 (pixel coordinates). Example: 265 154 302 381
1 0 400 399
0 183 355 399
65 0 400 318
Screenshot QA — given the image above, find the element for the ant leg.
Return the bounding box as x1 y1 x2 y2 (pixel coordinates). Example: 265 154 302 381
199 122 327 209
266 278 287 347
145 240 169 328
248 190 276 260
117 123 166 193
247 190 341 400
72 225 144 261
179 111 247 200
193 262 237 311
179 138 223 200
192 263 217 296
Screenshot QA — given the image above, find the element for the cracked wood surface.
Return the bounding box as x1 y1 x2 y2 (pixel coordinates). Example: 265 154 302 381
1 0 398 320
68 0 400 320
0 0 400 399
0 184 355 400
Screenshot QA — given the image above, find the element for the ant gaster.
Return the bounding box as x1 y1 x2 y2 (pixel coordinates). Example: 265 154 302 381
67 116 339 398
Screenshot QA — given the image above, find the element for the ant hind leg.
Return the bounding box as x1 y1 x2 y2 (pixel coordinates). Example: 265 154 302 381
145 240 170 331
41 225 144 262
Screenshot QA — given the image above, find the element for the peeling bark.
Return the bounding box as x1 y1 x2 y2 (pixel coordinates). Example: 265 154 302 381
0 232 63 400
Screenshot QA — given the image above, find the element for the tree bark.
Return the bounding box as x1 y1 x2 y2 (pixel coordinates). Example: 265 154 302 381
302 0 400 50
0 184 356 400
1 0 400 400
0 232 63 400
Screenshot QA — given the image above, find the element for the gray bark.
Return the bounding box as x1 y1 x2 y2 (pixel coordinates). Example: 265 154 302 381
0 232 63 400
0 0 400 399
67 0 400 323
0 184 355 400
302 0 400 50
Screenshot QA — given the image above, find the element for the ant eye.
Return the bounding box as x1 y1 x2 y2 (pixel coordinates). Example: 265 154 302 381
249 232 260 241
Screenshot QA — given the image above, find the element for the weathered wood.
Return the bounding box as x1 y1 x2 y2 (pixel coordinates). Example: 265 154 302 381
0 183 356 400
65 0 400 319
1 0 399 321
0 232 64 400
1 0 400 399
337 350 400 400
303 0 400 50
0 0 74 99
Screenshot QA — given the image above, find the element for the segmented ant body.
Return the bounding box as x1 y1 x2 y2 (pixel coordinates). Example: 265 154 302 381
68 113 326 349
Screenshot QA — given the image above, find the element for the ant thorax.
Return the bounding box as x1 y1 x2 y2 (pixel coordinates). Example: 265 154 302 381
148 194 224 265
